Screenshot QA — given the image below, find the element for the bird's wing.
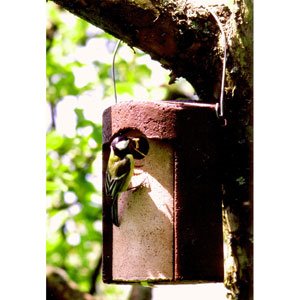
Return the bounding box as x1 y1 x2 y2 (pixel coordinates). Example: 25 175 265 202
105 157 131 199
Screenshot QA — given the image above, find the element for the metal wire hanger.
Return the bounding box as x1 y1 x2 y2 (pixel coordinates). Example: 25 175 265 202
201 4 227 120
112 40 122 104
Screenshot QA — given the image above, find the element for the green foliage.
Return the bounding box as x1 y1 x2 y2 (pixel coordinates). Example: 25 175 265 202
46 122 102 291
46 2 171 297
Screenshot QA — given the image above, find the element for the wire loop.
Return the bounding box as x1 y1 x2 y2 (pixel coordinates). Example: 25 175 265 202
112 40 121 104
201 5 227 118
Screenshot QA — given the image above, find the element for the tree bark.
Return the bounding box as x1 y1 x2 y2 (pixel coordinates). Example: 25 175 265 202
50 0 253 299
47 266 97 300
128 284 152 300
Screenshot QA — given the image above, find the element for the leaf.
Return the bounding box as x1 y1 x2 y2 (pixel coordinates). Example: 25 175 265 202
91 125 102 145
46 180 60 192
46 179 68 194
46 131 64 150
115 82 134 95
74 108 94 129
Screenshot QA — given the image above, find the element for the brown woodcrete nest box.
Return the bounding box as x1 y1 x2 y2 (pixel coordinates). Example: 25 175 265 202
102 100 224 284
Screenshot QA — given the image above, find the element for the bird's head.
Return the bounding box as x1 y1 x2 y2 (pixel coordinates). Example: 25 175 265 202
110 135 149 159
111 136 131 158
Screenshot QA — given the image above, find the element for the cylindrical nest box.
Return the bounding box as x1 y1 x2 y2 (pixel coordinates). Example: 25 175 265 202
102 100 224 284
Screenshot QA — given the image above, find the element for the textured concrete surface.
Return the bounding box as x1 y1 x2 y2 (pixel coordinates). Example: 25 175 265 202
112 140 174 281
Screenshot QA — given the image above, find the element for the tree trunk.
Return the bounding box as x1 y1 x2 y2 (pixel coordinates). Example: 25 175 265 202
50 0 253 299
47 266 97 300
128 285 152 300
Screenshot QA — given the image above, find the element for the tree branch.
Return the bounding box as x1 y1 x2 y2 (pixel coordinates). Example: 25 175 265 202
89 252 102 295
51 0 231 101
128 284 152 300
47 266 96 300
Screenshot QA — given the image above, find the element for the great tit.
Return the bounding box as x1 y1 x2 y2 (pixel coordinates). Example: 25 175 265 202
105 135 148 227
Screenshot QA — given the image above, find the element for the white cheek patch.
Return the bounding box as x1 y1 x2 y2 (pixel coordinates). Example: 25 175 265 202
116 140 129 150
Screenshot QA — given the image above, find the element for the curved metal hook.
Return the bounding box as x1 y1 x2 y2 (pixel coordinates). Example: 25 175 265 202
201 5 227 119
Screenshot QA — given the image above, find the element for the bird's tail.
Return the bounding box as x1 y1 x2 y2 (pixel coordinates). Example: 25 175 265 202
111 196 120 227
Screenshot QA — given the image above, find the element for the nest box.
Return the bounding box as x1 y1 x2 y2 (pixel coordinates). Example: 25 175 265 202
102 100 224 284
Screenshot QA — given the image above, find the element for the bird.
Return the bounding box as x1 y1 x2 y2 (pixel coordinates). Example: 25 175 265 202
105 135 148 227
